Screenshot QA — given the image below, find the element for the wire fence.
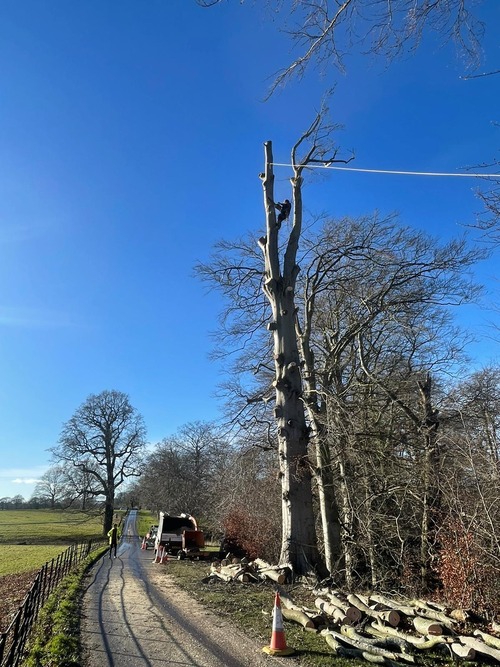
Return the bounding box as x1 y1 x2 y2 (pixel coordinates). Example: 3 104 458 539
0 538 107 667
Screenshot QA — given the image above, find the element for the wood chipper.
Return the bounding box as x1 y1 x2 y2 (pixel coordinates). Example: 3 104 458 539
154 512 210 559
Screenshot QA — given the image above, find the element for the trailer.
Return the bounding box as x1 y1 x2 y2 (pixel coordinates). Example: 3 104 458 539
154 512 211 560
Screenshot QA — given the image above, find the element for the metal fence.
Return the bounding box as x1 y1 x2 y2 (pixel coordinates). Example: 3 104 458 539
0 538 107 667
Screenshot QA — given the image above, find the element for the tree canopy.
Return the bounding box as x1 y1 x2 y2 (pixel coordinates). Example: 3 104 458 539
51 390 147 532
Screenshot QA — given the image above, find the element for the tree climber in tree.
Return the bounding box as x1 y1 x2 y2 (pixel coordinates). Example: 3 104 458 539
275 199 291 227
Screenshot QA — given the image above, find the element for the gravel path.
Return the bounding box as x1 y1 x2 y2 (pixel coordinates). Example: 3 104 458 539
81 511 296 667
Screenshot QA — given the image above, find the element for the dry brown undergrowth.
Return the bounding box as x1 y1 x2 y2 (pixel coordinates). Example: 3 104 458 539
0 571 38 633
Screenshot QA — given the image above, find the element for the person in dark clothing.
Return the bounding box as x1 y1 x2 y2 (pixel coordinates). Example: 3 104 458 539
275 199 291 227
107 523 119 559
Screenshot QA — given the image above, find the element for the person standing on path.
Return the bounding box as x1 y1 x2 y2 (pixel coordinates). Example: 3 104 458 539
107 523 119 559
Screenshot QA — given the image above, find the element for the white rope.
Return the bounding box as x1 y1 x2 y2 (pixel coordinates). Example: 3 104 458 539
270 163 500 178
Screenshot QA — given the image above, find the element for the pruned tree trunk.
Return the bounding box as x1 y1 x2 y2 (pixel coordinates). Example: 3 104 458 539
259 140 325 578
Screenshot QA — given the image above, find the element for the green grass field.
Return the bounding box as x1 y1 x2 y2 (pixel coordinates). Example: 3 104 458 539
0 509 104 545
0 545 68 575
0 509 115 577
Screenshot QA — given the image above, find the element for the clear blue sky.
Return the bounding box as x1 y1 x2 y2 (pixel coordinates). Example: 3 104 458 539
0 1 498 499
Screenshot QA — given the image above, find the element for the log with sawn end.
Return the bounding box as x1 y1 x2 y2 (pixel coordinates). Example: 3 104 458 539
410 602 456 630
220 564 253 582
369 594 416 617
326 592 362 623
348 593 400 627
252 558 286 584
367 621 450 650
281 607 316 629
315 597 353 625
450 642 476 660
412 616 443 636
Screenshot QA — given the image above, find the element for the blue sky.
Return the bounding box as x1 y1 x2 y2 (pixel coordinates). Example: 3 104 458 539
0 1 498 499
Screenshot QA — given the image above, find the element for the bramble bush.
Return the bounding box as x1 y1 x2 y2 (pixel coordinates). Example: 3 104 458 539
436 518 499 615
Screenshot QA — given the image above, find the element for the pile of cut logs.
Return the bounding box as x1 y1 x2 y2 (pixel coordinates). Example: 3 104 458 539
206 557 288 584
205 557 500 664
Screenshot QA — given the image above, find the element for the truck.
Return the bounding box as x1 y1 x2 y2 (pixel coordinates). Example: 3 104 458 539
154 512 210 560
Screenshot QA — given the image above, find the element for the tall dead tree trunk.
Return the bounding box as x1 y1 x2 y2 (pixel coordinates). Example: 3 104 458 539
259 140 326 578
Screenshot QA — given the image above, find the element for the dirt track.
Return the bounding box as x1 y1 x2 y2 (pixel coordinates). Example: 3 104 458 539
81 510 295 667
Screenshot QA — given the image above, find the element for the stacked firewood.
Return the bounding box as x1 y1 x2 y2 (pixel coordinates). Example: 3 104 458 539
202 557 500 664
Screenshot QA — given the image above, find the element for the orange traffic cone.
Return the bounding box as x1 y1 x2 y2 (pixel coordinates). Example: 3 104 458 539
154 546 163 563
262 592 295 656
141 537 146 550
160 550 169 564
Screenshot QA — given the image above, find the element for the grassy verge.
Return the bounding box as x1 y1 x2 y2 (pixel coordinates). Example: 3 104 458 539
136 509 157 539
23 546 108 667
164 560 361 667
164 560 454 667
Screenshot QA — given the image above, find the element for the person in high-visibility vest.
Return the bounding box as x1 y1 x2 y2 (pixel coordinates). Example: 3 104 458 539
107 523 120 559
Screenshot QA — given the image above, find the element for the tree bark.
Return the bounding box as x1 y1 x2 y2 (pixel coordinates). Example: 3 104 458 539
473 629 500 650
459 636 500 662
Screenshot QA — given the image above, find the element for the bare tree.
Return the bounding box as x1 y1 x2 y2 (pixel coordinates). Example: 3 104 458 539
51 390 147 533
197 0 486 92
32 465 68 509
139 421 228 521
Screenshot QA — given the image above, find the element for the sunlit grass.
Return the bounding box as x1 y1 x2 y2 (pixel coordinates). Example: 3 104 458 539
136 509 157 539
0 510 103 545
0 545 67 575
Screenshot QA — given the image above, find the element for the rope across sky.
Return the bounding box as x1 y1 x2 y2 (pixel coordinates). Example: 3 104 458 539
270 163 500 178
